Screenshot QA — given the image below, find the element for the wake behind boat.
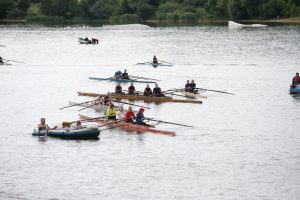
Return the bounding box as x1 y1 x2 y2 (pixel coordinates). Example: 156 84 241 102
228 21 267 29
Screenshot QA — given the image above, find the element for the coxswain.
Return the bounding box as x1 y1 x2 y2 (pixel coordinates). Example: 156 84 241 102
0 56 3 64
153 83 165 97
291 72 300 89
124 106 135 123
128 83 136 95
117 105 126 120
106 102 117 121
153 55 158 64
122 69 129 79
143 84 153 96
114 70 122 79
115 83 123 94
185 80 191 91
190 80 198 93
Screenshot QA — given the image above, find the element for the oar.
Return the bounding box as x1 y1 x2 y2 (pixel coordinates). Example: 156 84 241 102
163 91 195 99
196 88 234 95
158 60 173 65
0 45 6 47
63 116 107 124
134 61 152 65
129 75 160 81
145 118 194 128
60 100 95 110
98 119 125 129
78 102 103 111
111 99 150 109
3 59 25 64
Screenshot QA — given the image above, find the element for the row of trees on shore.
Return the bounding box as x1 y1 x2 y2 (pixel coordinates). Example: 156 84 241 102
0 0 300 22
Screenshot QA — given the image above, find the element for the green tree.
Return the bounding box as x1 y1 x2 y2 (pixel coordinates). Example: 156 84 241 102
0 0 16 19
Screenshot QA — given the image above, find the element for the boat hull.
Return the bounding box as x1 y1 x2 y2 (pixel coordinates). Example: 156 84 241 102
290 85 300 94
89 77 156 84
228 21 267 28
77 92 202 104
79 115 176 136
32 128 100 139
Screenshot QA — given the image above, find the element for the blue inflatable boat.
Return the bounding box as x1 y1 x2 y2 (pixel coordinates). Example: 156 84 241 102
32 128 100 139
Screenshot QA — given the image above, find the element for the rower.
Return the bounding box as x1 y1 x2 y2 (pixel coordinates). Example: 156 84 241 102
143 84 153 96
103 95 110 105
115 83 123 94
106 102 117 121
153 83 165 97
135 108 147 126
0 57 3 64
122 69 129 79
291 72 300 89
128 83 136 95
117 105 126 119
153 55 158 64
92 38 99 44
189 80 198 93
185 80 191 92
124 106 135 123
114 70 122 79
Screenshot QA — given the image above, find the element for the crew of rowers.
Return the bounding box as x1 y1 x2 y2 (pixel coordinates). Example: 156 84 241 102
290 72 300 89
185 80 198 93
115 82 164 97
105 102 151 126
114 69 129 79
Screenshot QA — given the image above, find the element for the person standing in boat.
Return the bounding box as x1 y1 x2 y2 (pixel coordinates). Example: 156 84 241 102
153 55 158 64
106 103 117 121
122 69 129 79
128 83 136 95
124 106 135 123
291 72 300 89
153 83 165 97
143 84 153 96
114 70 122 79
115 83 124 94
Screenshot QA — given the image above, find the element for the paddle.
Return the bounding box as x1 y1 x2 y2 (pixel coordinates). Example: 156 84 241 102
110 99 150 109
171 88 208 99
3 59 25 64
63 116 107 125
60 100 95 110
78 102 104 111
196 88 234 95
158 60 173 65
129 75 160 81
145 118 194 128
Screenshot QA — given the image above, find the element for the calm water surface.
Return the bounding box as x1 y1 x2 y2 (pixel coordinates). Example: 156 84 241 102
0 23 300 200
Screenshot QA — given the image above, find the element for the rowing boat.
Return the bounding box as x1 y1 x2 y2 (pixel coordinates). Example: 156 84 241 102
79 114 176 136
89 77 156 84
135 62 173 67
172 89 207 99
32 127 100 139
68 101 108 112
290 84 300 94
228 21 267 29
77 92 202 104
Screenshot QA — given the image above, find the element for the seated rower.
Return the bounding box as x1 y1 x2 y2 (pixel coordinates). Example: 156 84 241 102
153 83 165 97
143 84 153 96
115 83 124 94
103 95 110 105
153 55 158 64
189 80 198 93
114 70 122 79
122 69 129 79
135 108 147 126
185 80 191 92
106 102 117 121
38 118 50 131
128 83 136 95
124 106 135 123
291 72 300 89
117 105 126 120
0 56 3 64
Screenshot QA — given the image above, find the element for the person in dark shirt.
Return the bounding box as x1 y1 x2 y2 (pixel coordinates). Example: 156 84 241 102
189 80 198 93
143 84 153 96
153 55 158 64
185 80 191 91
115 83 123 94
153 83 165 97
291 72 300 89
122 69 129 79
128 83 136 95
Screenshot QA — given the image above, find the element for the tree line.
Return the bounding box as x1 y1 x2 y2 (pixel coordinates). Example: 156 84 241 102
0 0 300 22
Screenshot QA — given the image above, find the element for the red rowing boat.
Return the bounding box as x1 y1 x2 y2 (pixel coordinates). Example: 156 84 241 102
79 114 176 136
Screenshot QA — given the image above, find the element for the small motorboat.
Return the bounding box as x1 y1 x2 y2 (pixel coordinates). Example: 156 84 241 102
32 127 100 139
228 21 267 29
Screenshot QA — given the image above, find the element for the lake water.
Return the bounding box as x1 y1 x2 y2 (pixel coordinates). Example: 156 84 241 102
0 23 300 200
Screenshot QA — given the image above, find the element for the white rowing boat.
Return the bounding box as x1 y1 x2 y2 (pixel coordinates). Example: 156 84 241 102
228 21 267 29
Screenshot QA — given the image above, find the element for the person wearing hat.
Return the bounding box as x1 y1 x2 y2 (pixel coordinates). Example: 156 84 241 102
106 102 117 121
135 108 147 126
291 72 300 89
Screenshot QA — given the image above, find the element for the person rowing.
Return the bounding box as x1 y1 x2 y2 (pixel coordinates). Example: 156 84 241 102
189 80 198 93
153 55 158 64
291 72 300 89
103 95 110 105
115 83 124 94
117 105 126 120
114 70 122 79
105 102 117 121
0 56 3 64
143 84 153 96
122 69 129 79
153 83 165 97
125 106 135 123
135 108 153 127
128 83 136 95
185 80 191 91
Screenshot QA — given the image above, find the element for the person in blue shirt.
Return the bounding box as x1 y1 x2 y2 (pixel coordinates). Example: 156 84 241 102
135 108 147 126
114 70 122 79
122 69 129 79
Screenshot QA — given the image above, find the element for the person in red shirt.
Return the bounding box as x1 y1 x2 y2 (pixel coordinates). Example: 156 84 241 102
124 106 135 123
291 72 300 89
128 83 136 95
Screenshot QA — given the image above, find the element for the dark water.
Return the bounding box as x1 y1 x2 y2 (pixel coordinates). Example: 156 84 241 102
0 23 300 200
